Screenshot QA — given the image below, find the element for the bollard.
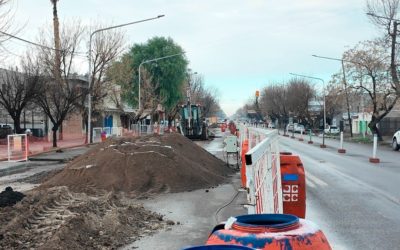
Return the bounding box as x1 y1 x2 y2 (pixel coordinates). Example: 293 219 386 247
338 132 346 153
369 134 380 163
308 129 313 144
299 128 304 141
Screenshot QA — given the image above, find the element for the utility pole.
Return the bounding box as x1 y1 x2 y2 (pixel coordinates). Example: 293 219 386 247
51 0 62 87
312 54 354 137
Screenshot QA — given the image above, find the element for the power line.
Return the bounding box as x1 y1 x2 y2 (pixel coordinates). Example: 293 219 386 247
0 30 89 58
0 30 62 52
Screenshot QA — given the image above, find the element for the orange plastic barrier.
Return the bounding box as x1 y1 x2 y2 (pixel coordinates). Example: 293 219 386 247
280 154 306 218
206 214 331 250
221 124 227 132
240 140 249 187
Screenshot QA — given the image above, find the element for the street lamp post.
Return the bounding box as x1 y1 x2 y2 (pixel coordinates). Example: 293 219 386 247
312 54 354 137
137 53 185 112
87 15 165 143
290 73 327 148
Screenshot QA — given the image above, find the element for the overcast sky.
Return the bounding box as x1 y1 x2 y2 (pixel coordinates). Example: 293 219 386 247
2 0 379 116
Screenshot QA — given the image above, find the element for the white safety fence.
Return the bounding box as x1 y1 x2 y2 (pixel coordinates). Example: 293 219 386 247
7 134 28 162
130 124 165 136
92 127 124 143
240 125 283 214
93 127 103 143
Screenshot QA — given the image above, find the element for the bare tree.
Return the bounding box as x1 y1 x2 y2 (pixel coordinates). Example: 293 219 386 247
0 0 17 57
324 74 348 123
35 21 86 147
343 39 397 139
78 26 125 135
0 55 42 133
367 0 400 99
259 80 314 129
286 78 315 124
187 73 220 118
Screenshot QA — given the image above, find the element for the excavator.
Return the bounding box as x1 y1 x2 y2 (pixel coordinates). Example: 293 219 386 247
178 103 208 140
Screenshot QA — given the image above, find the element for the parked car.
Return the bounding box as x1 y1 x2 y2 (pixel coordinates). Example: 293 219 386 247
392 129 400 151
294 124 305 133
325 125 340 134
286 123 305 133
268 123 275 129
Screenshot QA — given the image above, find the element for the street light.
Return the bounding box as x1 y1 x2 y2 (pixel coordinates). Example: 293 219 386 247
290 73 327 148
312 54 353 137
137 52 185 111
87 15 165 143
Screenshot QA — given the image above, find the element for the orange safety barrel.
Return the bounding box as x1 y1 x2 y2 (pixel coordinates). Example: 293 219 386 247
221 124 227 132
206 214 331 250
240 140 249 187
280 154 306 218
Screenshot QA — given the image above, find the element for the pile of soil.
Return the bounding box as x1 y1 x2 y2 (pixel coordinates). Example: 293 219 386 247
0 187 25 207
19 168 63 184
0 186 170 249
43 133 233 195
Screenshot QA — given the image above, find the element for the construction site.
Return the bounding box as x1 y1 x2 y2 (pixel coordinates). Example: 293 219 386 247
0 129 243 249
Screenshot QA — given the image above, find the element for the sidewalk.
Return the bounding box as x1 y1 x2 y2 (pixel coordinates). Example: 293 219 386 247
0 146 91 170
281 130 399 162
0 137 86 161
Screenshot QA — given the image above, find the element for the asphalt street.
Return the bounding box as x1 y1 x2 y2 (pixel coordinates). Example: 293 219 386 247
280 135 400 250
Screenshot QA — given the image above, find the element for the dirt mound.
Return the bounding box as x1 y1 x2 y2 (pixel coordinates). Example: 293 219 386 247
0 186 25 207
0 186 169 249
43 133 232 195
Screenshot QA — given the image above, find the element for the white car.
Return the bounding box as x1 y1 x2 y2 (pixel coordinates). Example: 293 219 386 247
325 126 340 134
392 129 400 151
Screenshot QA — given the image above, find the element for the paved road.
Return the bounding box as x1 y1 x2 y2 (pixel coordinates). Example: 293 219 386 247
280 135 400 250
0 146 91 192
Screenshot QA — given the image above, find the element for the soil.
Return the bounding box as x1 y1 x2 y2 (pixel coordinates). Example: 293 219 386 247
0 133 233 249
0 186 169 249
42 133 233 195
0 187 25 207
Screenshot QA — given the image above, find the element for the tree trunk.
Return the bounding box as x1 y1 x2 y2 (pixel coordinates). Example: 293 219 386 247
59 123 63 140
52 125 58 148
368 116 382 141
13 115 22 134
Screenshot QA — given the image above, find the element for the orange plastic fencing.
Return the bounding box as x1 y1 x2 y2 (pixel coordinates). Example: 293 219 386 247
280 154 306 218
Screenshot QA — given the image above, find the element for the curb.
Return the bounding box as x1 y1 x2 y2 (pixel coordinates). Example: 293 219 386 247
0 142 93 162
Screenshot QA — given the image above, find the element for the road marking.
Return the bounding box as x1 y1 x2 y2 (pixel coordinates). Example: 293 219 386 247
306 172 328 187
325 162 400 206
306 177 317 188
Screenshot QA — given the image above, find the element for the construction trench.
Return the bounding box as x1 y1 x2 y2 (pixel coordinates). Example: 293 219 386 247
0 131 241 249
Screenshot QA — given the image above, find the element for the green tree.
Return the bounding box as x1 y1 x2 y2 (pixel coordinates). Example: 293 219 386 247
128 36 188 121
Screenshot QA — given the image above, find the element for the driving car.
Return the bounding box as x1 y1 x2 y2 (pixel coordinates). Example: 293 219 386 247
393 129 400 151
